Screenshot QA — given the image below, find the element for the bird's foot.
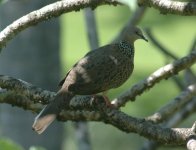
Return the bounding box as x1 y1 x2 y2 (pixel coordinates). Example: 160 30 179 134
102 95 115 108
91 95 114 108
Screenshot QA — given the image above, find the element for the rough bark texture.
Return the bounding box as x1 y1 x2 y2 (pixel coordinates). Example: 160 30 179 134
138 0 196 15
0 0 118 49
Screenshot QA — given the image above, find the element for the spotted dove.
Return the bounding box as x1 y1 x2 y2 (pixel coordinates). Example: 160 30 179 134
32 26 148 134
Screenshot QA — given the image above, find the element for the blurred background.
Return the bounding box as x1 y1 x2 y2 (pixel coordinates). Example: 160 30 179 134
0 0 196 150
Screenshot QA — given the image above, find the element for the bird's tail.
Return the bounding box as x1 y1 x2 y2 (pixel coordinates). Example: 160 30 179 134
32 91 74 134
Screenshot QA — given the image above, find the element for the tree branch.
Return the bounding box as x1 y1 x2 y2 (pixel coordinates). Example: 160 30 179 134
0 0 118 50
187 137 196 150
140 99 196 150
0 75 195 146
185 37 196 87
59 101 196 146
138 36 196 149
111 50 196 107
166 99 196 128
138 0 196 16
0 75 55 104
145 28 196 91
145 28 178 60
187 123 196 150
0 90 42 113
146 84 196 123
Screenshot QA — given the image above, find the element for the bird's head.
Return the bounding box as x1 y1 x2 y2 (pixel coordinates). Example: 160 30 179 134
123 27 148 44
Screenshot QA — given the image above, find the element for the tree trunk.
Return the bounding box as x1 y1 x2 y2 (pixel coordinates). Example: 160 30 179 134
0 1 64 149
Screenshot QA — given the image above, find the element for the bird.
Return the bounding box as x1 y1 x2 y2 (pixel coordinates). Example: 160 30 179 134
32 26 148 134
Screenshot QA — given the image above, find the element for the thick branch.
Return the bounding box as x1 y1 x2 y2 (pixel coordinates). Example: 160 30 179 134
61 100 196 146
138 0 196 16
0 75 55 104
0 75 195 145
112 51 196 107
0 90 42 113
0 0 118 50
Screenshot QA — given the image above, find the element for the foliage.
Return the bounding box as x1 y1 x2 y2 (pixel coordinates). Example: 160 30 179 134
0 138 24 150
0 138 47 150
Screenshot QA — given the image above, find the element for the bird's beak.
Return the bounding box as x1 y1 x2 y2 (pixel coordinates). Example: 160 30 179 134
141 35 148 42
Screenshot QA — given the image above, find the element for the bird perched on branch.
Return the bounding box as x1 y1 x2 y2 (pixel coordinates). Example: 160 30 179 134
32 26 148 134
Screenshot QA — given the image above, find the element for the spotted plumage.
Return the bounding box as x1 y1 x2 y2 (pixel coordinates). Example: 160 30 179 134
32 27 148 134
60 42 134 95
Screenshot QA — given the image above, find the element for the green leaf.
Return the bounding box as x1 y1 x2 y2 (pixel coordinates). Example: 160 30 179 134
0 138 24 150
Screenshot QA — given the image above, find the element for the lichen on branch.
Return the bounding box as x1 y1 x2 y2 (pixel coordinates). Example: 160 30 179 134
138 0 196 16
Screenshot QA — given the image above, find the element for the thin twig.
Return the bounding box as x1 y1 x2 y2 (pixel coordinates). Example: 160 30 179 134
146 28 196 89
146 84 196 123
172 76 185 90
189 36 196 53
145 28 178 60
145 28 187 90
166 98 196 127
184 37 196 86
139 37 196 150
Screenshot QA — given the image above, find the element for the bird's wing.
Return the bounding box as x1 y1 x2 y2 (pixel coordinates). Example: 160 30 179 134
60 44 122 95
58 45 110 87
58 69 71 87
